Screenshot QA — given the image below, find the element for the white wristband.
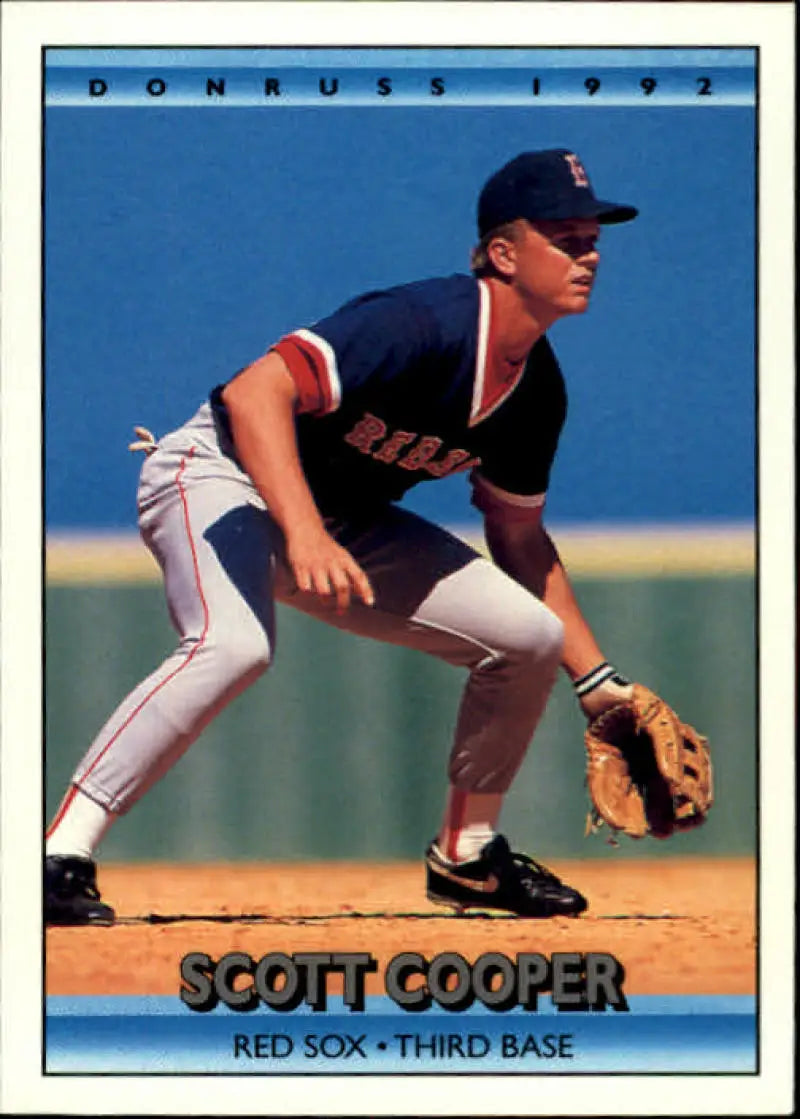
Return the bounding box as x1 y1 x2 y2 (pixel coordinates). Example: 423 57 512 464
573 662 630 698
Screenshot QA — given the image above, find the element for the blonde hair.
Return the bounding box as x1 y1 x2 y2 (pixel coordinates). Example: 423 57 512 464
469 220 527 277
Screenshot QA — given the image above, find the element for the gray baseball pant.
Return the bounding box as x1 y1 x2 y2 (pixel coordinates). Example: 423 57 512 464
72 404 564 814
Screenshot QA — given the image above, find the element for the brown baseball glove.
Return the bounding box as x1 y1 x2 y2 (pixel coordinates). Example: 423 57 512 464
584 683 713 840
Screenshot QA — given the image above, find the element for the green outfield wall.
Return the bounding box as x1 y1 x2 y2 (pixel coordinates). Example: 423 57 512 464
44 574 755 862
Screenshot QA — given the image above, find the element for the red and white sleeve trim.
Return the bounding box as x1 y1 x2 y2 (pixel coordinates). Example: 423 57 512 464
271 328 342 416
470 471 546 522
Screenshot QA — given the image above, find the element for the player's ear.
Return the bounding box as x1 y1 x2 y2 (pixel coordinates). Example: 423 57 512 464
485 233 517 278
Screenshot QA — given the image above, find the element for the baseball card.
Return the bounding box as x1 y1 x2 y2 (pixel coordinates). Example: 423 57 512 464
0 2 795 1115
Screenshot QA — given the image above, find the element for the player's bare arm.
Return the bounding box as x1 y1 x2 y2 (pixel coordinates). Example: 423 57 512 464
222 353 375 612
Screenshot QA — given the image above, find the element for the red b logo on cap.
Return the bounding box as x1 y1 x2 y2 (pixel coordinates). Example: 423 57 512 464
564 153 589 188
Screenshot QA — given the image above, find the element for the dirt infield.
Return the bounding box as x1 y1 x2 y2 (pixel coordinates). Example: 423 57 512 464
46 856 756 996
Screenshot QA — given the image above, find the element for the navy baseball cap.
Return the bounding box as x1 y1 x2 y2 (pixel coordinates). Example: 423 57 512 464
478 149 638 236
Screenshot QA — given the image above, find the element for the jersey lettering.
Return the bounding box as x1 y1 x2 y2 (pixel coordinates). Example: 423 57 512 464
373 430 417 463
344 412 388 453
397 435 444 471
424 448 480 477
343 413 481 479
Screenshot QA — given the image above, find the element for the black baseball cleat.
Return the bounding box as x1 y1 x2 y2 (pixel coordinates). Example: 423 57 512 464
45 855 116 926
425 834 588 918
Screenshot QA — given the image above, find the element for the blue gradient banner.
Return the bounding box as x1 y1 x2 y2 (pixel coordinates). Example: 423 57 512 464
46 48 755 107
46 995 757 1074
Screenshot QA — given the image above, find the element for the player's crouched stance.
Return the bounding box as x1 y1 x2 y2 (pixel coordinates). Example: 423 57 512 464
45 150 711 927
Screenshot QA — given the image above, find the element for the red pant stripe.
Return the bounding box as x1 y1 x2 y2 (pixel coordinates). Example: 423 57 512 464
45 784 79 838
71 450 210 798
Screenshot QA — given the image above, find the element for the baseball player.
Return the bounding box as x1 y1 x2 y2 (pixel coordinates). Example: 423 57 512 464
44 149 646 925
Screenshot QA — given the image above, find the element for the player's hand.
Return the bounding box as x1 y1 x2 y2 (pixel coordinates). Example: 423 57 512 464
285 524 376 613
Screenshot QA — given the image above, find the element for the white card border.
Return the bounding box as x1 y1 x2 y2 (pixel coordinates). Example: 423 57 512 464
1 2 795 1114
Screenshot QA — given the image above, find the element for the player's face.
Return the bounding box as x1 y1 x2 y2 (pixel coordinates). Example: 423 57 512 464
510 218 601 321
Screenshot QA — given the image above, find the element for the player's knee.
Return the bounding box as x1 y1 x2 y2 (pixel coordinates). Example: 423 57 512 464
535 608 565 665
229 630 273 680
205 627 273 684
496 591 564 665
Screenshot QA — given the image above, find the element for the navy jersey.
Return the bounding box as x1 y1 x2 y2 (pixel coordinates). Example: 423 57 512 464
212 274 567 518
